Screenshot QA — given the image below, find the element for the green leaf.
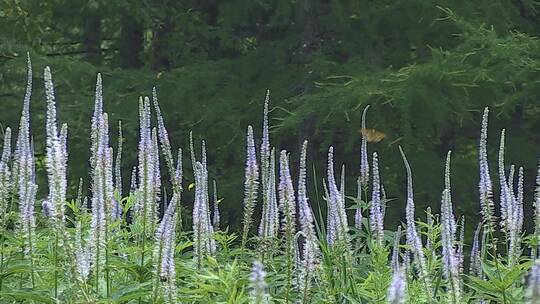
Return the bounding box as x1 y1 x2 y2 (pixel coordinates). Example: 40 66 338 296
2 290 55 303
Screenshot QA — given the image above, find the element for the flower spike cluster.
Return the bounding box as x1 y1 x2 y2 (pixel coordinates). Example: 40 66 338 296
250 260 270 304
359 105 370 189
259 148 278 239
534 160 540 259
192 161 215 266
259 91 279 240
16 55 37 262
44 66 68 226
326 146 349 246
241 125 259 247
479 108 495 231
399 146 431 297
296 140 319 300
0 127 11 227
370 152 384 245
135 97 160 226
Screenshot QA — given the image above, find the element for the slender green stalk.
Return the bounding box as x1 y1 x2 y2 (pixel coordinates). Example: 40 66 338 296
54 230 59 298
27 224 35 288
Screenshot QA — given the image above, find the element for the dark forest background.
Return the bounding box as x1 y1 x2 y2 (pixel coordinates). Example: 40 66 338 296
2 1 540 237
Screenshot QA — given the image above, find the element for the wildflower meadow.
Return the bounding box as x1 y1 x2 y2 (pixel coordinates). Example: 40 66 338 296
2 55 540 304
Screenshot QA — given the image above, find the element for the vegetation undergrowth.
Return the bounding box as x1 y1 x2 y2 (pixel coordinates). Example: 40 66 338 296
2 56 540 303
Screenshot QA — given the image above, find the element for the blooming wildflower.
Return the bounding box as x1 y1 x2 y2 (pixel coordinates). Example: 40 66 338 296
469 223 482 278
498 129 512 232
326 146 349 246
44 66 67 225
296 140 319 299
527 260 540 304
250 260 269 304
212 179 220 230
370 152 384 245
355 177 363 230
279 150 296 234
152 88 176 181
387 268 406 304
534 160 540 259
155 194 178 302
241 125 259 247
17 116 36 258
259 148 278 238
115 120 123 197
41 198 52 218
192 161 215 266
0 128 12 226
441 189 460 301
391 226 402 272
260 90 271 213
457 216 465 277
135 97 158 227
258 91 271 241
74 222 90 281
478 108 495 230
359 105 370 189
399 146 431 297
130 166 137 193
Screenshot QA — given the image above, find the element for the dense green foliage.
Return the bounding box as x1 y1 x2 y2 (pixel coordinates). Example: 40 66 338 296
2 1 540 234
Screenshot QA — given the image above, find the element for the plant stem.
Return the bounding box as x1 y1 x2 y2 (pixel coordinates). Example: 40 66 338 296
54 230 59 299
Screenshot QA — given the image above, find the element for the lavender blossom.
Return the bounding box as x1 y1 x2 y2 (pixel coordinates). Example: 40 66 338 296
259 148 278 238
151 128 161 223
498 130 521 266
241 125 259 248
508 166 524 264
399 146 431 297
478 108 494 230
516 167 524 242
0 128 12 226
359 105 370 189
130 166 137 194
192 161 215 266
17 116 36 259
469 224 482 278
260 90 271 180
212 180 220 230
76 178 85 211
44 66 67 226
534 160 540 259
527 260 540 304
441 189 460 301
74 222 90 281
153 87 183 226
387 268 406 304
457 216 465 278
355 177 363 230
279 150 296 235
370 152 384 245
250 260 269 304
391 226 402 272
135 97 159 229
154 194 178 302
498 129 512 232
115 120 123 197
440 151 461 301
89 114 108 278
296 140 319 300
258 94 274 240
326 147 349 246
260 90 271 211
